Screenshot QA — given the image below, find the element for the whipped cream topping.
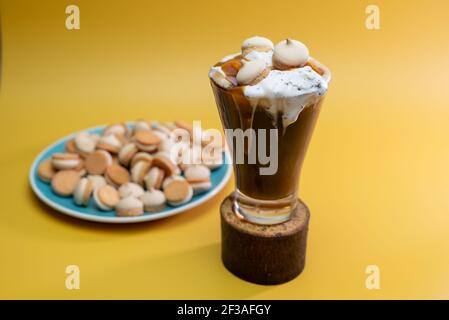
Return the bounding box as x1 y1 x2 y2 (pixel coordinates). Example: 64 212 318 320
209 36 329 130
244 66 327 128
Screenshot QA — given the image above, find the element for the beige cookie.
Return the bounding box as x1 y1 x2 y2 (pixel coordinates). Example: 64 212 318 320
133 131 161 152
73 177 94 206
131 160 151 185
241 36 274 55
51 170 80 197
116 196 144 217
85 150 113 175
118 143 138 167
37 159 57 182
93 185 120 211
236 59 270 85
272 38 309 70
163 177 193 206
103 123 129 137
97 134 122 153
130 152 153 168
144 167 165 190
141 189 166 212
51 153 81 170
105 164 130 187
152 154 177 176
65 139 78 154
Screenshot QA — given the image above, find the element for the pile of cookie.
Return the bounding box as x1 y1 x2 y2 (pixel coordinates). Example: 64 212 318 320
37 120 224 217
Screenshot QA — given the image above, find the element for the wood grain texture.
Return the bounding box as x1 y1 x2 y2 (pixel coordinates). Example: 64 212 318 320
220 195 310 285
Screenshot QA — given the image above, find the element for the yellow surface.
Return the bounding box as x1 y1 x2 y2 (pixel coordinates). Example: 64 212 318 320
1 0 449 299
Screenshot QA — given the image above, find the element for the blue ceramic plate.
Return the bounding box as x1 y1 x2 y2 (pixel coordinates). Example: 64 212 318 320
29 124 232 223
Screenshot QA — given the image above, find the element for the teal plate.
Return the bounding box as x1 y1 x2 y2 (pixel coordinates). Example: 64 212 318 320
29 124 232 223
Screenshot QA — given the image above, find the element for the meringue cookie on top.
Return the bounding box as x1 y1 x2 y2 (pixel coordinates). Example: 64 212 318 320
241 36 274 55
273 38 309 70
236 60 270 85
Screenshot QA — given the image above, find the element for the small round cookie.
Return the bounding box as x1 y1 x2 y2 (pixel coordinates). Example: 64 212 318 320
141 189 166 212
152 122 173 137
74 158 87 177
51 153 81 170
116 196 144 217
131 160 151 185
87 175 107 190
130 152 153 168
144 167 165 190
93 185 120 211
97 134 122 153
241 36 274 55
158 136 174 152
118 182 144 199
105 164 130 187
174 120 193 136
209 67 235 89
153 131 171 147
37 159 56 182
177 146 201 171
118 143 138 167
133 131 161 152
104 123 129 137
90 134 101 144
201 131 225 149
85 150 113 175
272 38 309 70
133 119 152 133
236 60 269 85
152 154 178 176
163 176 193 206
51 170 80 197
184 165 212 195
202 149 223 170
65 139 78 154
73 177 94 206
74 132 96 156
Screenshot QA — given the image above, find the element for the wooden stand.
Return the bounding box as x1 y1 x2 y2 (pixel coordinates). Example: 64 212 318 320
220 195 310 285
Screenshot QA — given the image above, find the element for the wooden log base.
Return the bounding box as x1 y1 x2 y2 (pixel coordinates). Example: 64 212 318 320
220 194 310 285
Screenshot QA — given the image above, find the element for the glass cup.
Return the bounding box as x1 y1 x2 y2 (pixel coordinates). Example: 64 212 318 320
211 58 331 225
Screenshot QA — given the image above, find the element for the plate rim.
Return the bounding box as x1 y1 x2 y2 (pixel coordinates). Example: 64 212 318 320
29 123 232 224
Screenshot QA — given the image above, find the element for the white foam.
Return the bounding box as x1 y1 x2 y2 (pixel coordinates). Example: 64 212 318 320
243 66 327 128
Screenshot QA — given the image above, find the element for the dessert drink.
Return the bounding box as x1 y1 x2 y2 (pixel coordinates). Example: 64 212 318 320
209 36 330 224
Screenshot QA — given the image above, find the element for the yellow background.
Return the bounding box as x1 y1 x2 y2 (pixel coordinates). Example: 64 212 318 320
1 0 448 299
